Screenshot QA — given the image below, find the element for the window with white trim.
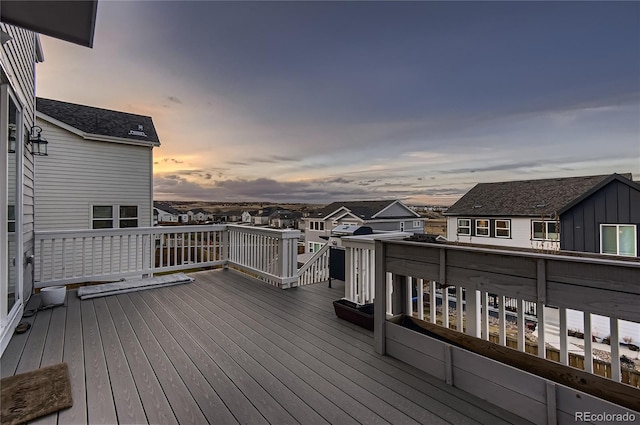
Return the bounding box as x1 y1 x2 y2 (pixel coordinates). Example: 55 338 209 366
475 219 489 237
400 221 405 231
92 205 139 229
601 224 636 256
457 219 471 235
413 221 421 228
495 219 511 238
532 221 559 241
119 206 139 228
92 206 114 229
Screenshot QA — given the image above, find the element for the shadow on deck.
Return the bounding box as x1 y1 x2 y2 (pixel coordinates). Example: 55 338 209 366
1 268 530 424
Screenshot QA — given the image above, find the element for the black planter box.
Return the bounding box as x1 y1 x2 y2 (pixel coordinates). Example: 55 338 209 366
333 299 374 330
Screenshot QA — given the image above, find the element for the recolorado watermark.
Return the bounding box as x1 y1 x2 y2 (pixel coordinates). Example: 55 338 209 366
575 411 636 422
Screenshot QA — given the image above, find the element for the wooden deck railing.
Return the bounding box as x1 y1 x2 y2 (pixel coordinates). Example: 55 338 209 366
373 239 640 420
34 225 301 289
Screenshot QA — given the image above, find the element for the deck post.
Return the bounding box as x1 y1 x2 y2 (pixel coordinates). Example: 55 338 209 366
222 227 229 268
374 240 386 355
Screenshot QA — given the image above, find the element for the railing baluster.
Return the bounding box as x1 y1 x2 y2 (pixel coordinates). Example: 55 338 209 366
405 277 413 316
442 286 449 329
481 291 489 340
457 287 464 333
584 312 593 373
417 278 424 320
610 317 621 382
537 301 546 358
429 280 436 324
517 299 525 351
559 307 568 365
498 295 506 346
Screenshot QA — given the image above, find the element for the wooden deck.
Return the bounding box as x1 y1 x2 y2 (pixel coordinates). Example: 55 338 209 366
2 269 531 424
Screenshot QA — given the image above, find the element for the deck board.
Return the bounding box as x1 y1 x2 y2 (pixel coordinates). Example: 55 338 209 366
58 290 87 425
1 268 532 425
132 292 268 425
193 272 476 425
105 296 179 425
213 271 520 425
117 294 210 425
93 297 148 424
81 297 119 424
180 281 435 425
158 286 362 425
127 292 240 425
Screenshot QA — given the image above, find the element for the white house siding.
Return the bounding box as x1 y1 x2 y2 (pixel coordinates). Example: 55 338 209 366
1 23 39 354
34 119 153 231
446 216 560 251
1 24 38 304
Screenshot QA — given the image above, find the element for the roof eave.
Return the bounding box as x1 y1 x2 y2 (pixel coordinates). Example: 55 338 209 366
37 112 160 147
1 0 98 48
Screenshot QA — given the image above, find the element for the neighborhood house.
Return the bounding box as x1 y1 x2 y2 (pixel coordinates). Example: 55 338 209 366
34 98 160 231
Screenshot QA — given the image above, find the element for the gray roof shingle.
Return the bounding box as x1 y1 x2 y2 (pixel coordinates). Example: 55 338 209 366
445 173 633 217
312 200 413 220
36 97 160 145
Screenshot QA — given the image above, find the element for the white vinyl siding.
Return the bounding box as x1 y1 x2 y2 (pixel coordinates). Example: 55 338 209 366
1 23 39 348
34 119 153 231
600 224 637 257
448 216 560 250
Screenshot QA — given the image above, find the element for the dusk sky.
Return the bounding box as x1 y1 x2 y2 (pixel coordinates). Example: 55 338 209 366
36 1 640 205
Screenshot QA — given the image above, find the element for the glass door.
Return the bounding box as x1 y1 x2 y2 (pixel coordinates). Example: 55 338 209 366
6 96 17 314
1 84 22 345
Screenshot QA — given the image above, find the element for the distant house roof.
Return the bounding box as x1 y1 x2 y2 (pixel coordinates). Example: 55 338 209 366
312 200 418 220
153 201 182 215
36 98 160 146
445 173 634 217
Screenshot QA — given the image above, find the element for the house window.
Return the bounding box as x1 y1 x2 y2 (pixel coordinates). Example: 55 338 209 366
475 219 489 237
119 206 138 228
601 224 637 257
457 219 471 235
8 205 15 233
92 205 139 229
319 222 324 231
413 221 421 228
532 221 559 241
307 242 325 253
495 220 511 238
92 206 114 229
400 221 405 231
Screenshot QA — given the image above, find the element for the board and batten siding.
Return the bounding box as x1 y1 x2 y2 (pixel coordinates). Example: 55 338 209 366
34 118 153 231
1 23 38 302
446 216 560 251
561 179 640 255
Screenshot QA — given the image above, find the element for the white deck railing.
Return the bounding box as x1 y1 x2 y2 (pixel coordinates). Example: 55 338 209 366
34 224 301 289
227 225 300 289
297 243 330 286
341 232 409 305
373 240 640 389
